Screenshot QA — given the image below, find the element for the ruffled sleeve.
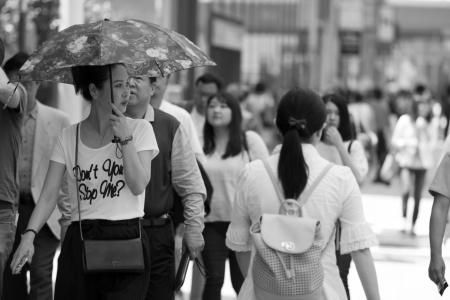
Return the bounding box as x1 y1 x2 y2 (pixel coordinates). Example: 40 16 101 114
245 131 270 161
226 164 253 252
338 168 378 254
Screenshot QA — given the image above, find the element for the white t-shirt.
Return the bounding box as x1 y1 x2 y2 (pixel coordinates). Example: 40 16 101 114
51 118 159 221
159 100 204 159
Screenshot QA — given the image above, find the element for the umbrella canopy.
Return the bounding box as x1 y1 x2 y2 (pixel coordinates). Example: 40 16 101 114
17 19 215 84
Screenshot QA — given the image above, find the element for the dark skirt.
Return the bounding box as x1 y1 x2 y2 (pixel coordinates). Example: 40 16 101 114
54 218 151 300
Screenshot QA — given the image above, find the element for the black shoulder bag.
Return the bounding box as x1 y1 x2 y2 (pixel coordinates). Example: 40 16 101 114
75 124 145 273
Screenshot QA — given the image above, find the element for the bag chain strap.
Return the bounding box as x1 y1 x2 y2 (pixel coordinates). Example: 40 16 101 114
74 123 142 242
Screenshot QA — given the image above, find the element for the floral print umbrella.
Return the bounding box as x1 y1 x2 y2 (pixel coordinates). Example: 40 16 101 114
17 19 216 84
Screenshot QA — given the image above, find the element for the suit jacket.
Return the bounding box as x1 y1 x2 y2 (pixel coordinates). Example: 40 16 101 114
31 102 70 240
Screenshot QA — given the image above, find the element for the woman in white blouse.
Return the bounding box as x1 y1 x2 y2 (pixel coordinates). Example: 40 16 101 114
201 92 269 300
317 93 369 184
317 92 369 299
391 95 435 235
226 88 379 300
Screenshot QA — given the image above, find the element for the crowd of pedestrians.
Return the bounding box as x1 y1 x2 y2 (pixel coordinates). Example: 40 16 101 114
3 24 450 300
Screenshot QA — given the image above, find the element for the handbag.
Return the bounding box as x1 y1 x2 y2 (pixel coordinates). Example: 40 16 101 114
74 124 145 273
380 152 399 182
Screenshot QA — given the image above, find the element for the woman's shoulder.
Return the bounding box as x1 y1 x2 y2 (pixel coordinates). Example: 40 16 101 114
59 123 78 140
326 163 357 184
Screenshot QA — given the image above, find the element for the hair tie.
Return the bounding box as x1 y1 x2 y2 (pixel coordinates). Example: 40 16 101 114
288 117 307 131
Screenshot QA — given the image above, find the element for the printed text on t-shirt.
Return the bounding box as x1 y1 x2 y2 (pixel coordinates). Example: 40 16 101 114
73 158 126 204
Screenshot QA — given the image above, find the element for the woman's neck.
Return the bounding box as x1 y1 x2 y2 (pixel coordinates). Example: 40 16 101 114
85 105 110 135
213 126 229 151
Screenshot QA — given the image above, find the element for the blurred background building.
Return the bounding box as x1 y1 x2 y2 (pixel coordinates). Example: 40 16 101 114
0 0 450 119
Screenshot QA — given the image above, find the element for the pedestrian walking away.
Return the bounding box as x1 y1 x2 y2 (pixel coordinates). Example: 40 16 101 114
226 87 380 300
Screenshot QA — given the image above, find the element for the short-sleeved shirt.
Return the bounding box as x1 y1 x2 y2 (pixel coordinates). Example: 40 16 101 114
51 118 159 221
429 153 450 198
0 84 27 205
204 131 269 222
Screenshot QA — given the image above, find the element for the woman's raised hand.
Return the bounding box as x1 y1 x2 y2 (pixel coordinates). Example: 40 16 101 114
110 103 132 141
323 126 344 147
10 233 35 275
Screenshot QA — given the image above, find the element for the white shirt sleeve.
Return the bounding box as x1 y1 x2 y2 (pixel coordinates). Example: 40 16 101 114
133 119 159 160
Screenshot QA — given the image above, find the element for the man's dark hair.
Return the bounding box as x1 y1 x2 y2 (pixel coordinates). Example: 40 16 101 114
3 52 30 75
195 73 222 91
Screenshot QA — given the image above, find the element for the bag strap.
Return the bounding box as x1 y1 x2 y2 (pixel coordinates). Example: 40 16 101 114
262 159 333 208
74 124 85 241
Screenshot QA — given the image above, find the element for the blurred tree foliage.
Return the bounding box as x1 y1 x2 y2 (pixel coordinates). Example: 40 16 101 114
0 0 59 54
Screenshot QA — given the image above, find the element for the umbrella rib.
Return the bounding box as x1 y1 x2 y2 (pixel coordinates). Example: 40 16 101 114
155 61 164 77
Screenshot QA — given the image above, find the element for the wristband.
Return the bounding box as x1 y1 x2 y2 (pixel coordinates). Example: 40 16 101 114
23 228 37 236
119 135 133 145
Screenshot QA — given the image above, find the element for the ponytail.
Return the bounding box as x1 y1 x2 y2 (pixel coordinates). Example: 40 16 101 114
278 129 308 199
276 87 326 200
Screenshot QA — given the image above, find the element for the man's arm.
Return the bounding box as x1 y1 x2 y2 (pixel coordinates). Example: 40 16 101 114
429 194 450 284
171 125 206 258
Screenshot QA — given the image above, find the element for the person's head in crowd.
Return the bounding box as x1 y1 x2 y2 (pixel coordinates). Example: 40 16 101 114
369 87 383 101
322 93 354 142
4 52 39 104
226 82 249 103
414 83 431 103
396 89 413 116
276 88 326 199
412 97 432 122
194 73 222 114
203 92 245 159
71 63 130 114
253 82 267 94
126 75 155 118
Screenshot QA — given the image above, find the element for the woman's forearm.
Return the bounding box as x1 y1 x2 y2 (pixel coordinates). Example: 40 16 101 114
352 248 380 300
121 143 151 195
336 144 363 183
25 162 65 241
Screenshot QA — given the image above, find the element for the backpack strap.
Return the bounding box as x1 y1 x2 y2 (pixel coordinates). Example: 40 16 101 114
262 159 333 207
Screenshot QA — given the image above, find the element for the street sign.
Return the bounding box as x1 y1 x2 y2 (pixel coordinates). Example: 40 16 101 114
339 30 361 55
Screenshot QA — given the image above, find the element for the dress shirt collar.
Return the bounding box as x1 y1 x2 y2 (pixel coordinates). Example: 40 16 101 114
26 102 37 120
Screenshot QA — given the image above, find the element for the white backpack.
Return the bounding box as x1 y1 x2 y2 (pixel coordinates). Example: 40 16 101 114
250 160 333 300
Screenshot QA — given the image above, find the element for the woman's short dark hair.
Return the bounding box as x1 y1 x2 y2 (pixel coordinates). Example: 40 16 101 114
276 88 326 199
71 65 111 101
203 92 244 159
322 93 354 141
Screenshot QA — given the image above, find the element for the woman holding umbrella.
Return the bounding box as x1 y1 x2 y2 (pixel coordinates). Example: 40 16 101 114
10 63 159 299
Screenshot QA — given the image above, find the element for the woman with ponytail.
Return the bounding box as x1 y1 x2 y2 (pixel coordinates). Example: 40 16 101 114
226 88 380 300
